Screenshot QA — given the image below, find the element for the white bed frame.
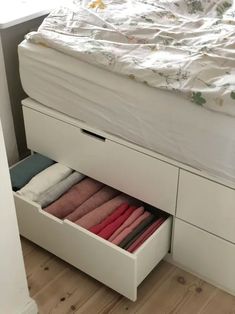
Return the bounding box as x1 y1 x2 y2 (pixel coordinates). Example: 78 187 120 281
13 97 235 301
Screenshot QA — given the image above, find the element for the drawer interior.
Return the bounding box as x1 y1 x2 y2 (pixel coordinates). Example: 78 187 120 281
11 156 172 301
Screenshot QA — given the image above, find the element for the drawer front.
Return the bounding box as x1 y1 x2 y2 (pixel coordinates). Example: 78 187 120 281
177 170 235 243
23 105 178 214
173 219 235 295
14 193 172 301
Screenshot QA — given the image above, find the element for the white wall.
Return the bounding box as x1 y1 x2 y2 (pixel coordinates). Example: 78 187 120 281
0 34 18 165
0 121 37 314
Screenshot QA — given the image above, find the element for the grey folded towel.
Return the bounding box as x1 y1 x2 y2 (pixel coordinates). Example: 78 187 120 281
119 214 155 249
37 172 85 208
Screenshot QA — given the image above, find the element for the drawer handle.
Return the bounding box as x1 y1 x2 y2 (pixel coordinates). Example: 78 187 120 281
81 129 106 142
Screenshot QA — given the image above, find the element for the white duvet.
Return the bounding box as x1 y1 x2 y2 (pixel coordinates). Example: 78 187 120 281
26 0 235 116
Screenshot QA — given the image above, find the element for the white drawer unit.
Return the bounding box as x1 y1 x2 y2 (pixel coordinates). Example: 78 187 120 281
15 97 235 300
173 218 235 296
177 170 235 243
14 191 172 301
22 100 179 215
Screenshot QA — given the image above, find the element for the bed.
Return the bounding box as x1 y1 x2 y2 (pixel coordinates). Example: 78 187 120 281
18 0 235 183
19 39 235 183
16 0 235 300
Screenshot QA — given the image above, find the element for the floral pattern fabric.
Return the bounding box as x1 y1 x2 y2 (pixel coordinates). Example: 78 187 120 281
27 0 235 116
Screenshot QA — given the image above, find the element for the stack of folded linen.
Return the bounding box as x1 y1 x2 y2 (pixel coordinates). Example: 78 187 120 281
11 155 167 253
87 203 166 252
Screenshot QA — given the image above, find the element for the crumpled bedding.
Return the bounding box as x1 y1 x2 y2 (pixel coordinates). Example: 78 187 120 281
26 0 235 116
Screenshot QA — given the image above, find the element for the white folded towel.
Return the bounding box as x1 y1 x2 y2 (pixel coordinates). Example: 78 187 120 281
17 163 73 202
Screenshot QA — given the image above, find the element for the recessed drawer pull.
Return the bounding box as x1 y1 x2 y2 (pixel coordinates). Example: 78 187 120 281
81 129 106 142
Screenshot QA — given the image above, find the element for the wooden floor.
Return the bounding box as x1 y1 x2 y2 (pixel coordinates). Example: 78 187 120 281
21 237 235 314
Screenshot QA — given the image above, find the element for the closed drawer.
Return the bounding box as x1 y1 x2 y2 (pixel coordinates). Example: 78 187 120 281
14 192 172 301
22 101 178 215
177 170 235 243
173 218 235 296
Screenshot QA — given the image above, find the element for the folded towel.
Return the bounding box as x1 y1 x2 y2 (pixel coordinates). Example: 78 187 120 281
36 172 85 208
76 194 138 229
120 214 155 249
44 177 104 219
10 153 54 191
111 210 150 245
17 163 73 201
97 206 137 240
89 203 129 234
108 206 145 241
127 217 165 253
65 186 120 222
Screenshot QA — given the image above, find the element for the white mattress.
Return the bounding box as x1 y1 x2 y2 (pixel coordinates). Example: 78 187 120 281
19 40 235 183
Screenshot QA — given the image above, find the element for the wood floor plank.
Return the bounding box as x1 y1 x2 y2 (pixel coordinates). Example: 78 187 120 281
34 266 101 314
20 239 235 314
168 280 217 314
75 285 122 314
28 256 68 297
23 244 52 277
110 261 175 314
21 236 36 257
200 290 235 314
136 268 216 314
48 272 101 314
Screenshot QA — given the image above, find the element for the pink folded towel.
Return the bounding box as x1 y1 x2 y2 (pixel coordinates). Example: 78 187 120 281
76 194 137 229
108 206 145 241
65 186 120 222
44 177 104 219
127 217 165 253
89 203 129 234
111 210 150 245
97 206 137 240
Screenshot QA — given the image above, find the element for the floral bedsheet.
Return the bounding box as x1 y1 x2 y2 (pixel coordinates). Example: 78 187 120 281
27 0 235 116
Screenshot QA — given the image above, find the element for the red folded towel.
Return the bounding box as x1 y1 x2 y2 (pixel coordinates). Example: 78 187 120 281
44 177 104 219
108 206 145 241
65 186 120 222
97 206 137 240
127 217 165 253
89 203 129 234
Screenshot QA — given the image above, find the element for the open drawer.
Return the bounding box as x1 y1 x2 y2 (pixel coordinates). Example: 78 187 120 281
22 98 179 215
14 192 172 301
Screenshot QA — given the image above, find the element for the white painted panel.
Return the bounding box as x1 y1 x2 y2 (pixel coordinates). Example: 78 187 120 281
22 105 178 214
63 220 137 300
173 219 235 296
136 217 172 285
0 122 36 314
177 170 235 243
0 36 18 164
0 0 66 28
